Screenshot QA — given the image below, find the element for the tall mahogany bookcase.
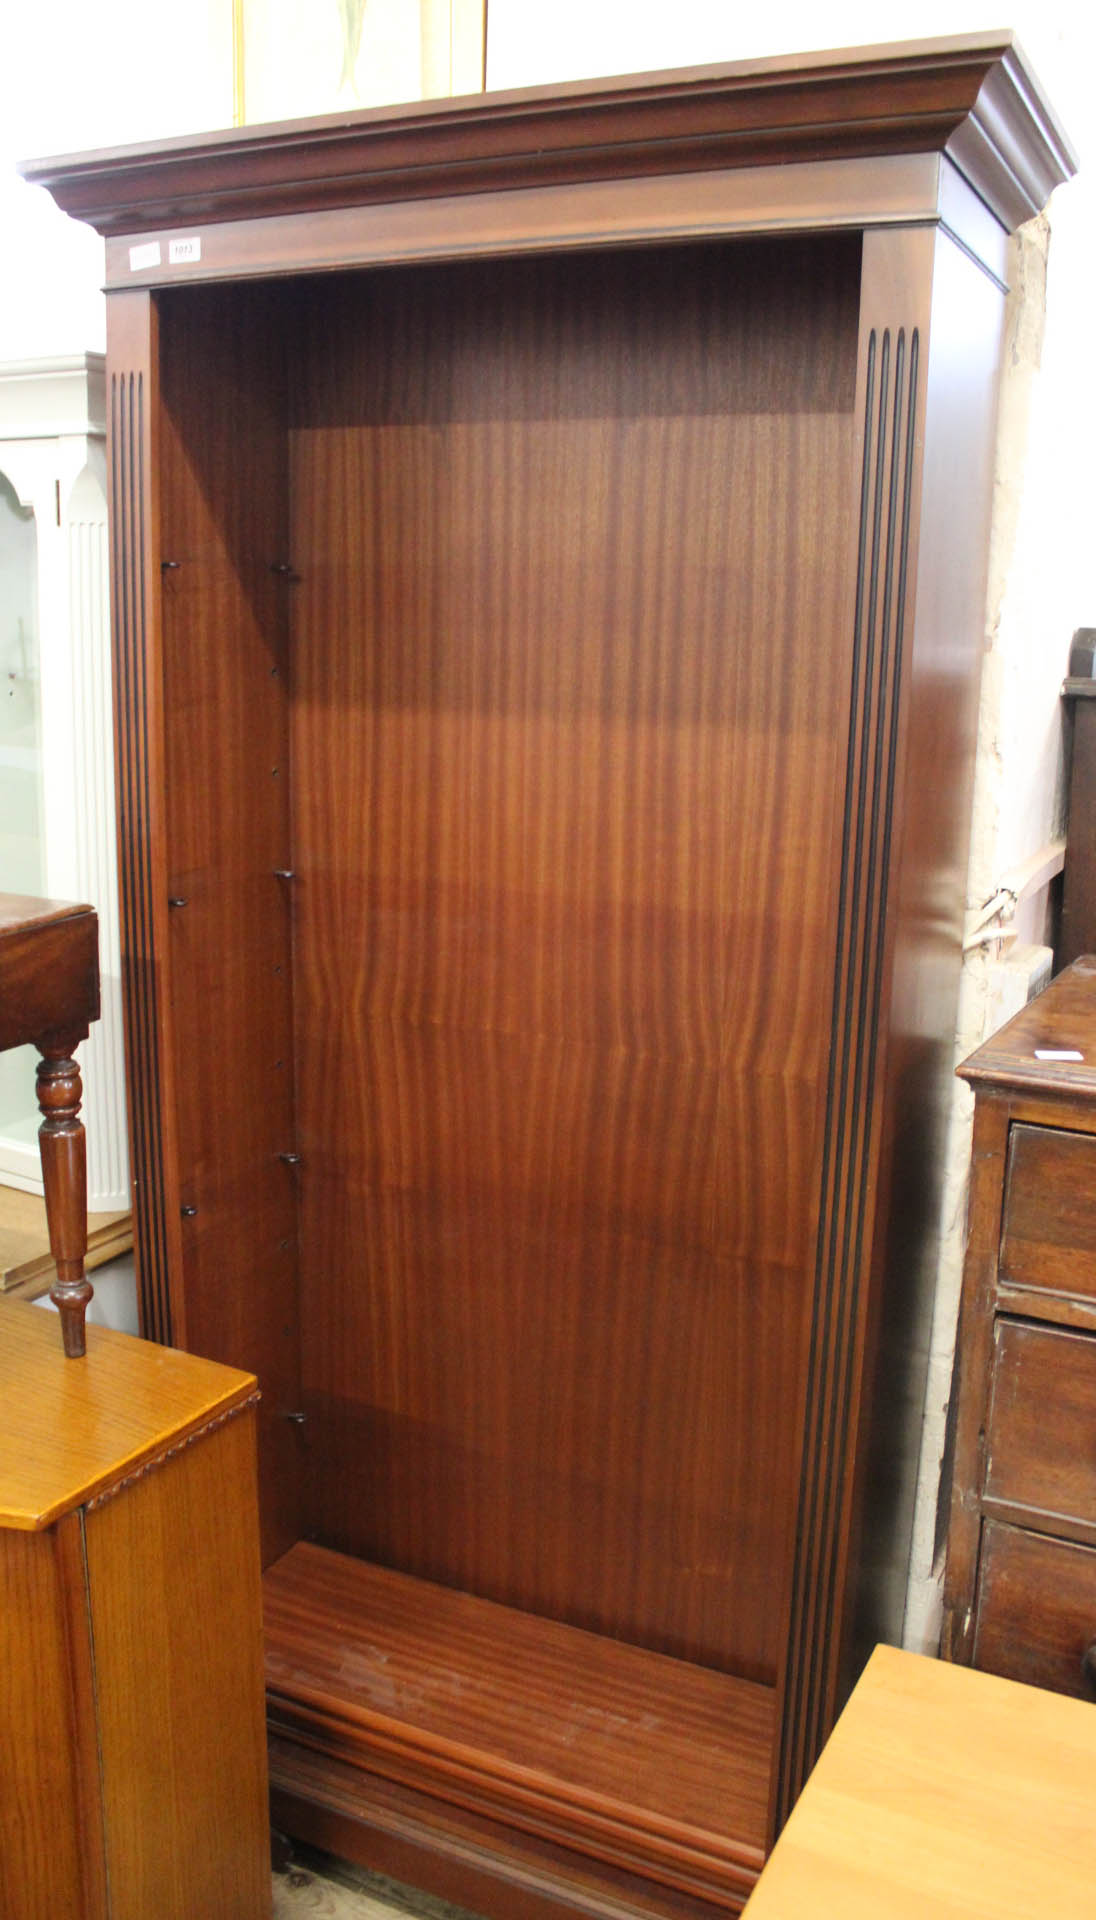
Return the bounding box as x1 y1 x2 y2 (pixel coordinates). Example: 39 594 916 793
27 35 1073 1919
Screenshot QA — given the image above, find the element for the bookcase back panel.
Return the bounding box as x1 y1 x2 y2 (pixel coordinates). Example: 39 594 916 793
288 240 861 1679
159 285 304 1560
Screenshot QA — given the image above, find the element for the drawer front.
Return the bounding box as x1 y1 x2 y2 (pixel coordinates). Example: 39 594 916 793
1000 1123 1096 1301
985 1320 1096 1532
974 1521 1096 1699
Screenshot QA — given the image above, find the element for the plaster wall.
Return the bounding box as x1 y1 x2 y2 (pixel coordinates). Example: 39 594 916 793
2 2 1094 1644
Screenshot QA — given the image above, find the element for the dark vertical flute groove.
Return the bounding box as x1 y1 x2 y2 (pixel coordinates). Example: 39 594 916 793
778 319 920 1824
111 366 172 1343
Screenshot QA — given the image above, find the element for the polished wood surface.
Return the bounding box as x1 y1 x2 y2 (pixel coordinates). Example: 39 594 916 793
773 200 1010 1815
1000 1122 1096 1299
973 1522 1096 1698
0 894 101 1353
35 1045 93 1353
943 959 1096 1683
28 37 1074 1920
773 225 930 1812
838 207 1007 1652
743 1644 1096 1917
290 239 857 1679
95 155 1007 300
957 950 1096 1094
0 1297 270 1918
270 1750 747 1920
265 1541 770 1912
984 1320 1096 1541
22 35 1073 240
939 1088 1011 1639
107 288 185 1349
0 1294 258 1528
158 283 303 1563
0 896 99 1051
0 1518 105 1919
87 1404 271 1919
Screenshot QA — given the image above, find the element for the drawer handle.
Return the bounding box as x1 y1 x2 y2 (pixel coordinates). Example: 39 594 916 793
1083 1643 1096 1698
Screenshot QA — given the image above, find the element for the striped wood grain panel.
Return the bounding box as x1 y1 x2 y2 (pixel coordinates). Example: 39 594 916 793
107 291 180 1346
289 240 860 1677
776 307 921 1821
157 284 303 1563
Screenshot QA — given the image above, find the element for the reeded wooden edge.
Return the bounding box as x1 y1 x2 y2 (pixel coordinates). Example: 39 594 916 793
21 33 1075 240
84 1388 262 1509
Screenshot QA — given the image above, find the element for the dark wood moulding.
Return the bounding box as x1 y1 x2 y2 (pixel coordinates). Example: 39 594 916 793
24 34 1075 1918
23 33 1073 239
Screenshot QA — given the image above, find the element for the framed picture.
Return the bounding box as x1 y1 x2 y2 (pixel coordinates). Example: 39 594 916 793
235 0 486 125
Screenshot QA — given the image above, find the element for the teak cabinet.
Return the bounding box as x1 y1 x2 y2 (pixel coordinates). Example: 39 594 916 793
27 34 1074 1918
0 1301 270 1920
942 958 1096 1702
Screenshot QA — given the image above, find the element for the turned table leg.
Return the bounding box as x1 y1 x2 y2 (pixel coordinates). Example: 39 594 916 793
0 898 101 1358
36 1033 93 1358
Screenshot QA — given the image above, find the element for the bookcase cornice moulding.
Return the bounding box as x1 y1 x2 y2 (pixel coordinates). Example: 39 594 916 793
22 32 1075 245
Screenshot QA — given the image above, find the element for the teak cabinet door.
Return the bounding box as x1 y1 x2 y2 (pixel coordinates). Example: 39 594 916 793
0 1394 270 1920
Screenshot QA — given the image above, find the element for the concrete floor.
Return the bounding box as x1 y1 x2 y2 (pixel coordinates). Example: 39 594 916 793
272 1846 485 1920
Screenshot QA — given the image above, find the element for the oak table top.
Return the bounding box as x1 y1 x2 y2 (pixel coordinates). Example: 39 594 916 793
743 1643 1096 1917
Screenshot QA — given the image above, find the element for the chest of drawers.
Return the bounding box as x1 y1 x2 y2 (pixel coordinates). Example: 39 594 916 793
942 956 1096 1699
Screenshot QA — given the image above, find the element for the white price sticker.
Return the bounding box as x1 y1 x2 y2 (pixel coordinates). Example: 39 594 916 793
129 241 162 272
169 237 202 265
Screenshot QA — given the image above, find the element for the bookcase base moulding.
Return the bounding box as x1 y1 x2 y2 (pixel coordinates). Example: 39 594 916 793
27 34 1073 1918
